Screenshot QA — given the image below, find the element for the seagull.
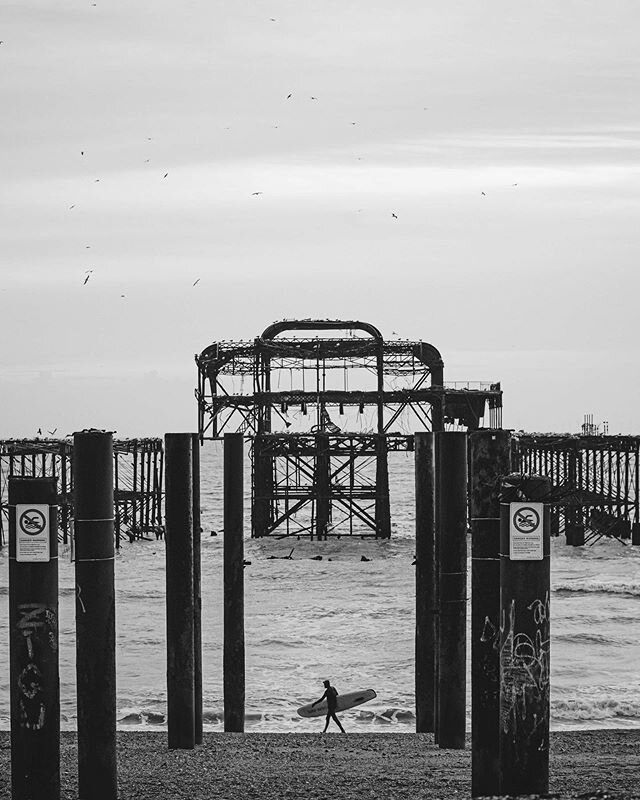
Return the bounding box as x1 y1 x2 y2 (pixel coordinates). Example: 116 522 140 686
47 428 57 436
391 212 398 219
94 178 100 182
193 278 200 286
163 173 168 178
481 191 486 196
37 428 42 435
81 151 84 155
83 270 94 285
512 183 518 187
69 204 75 209
85 245 91 249
310 96 317 100
286 93 292 99
251 191 263 196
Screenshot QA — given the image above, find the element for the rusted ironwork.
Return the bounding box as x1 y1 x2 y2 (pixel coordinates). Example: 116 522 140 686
512 433 640 544
196 319 503 538
0 438 163 548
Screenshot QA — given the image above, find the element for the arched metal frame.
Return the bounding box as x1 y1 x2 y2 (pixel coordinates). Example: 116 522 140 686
196 319 503 538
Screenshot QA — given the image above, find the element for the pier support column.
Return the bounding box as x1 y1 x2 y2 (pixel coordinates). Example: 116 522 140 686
469 429 511 797
9 477 60 800
314 433 330 540
414 432 436 733
164 433 195 750
436 432 468 750
499 475 551 796
74 431 117 799
191 433 203 745
375 435 391 539
224 433 245 732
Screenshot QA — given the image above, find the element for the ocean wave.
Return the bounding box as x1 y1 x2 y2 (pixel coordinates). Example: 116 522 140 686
554 580 640 598
552 697 640 720
555 632 636 646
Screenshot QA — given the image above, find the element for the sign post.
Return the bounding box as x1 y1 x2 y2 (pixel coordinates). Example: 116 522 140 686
499 476 551 796
9 477 60 800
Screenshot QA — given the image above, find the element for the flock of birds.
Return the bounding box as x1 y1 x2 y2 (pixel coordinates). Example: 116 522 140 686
53 14 521 293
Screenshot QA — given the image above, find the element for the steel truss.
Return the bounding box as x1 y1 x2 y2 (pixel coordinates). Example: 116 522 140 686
196 319 503 538
512 434 640 542
0 437 164 549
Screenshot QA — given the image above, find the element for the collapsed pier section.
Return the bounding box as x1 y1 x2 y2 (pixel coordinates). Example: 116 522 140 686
196 319 503 538
0 437 163 548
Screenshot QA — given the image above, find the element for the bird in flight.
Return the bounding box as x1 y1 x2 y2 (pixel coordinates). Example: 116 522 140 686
48 428 57 436
391 212 398 219
37 428 42 435
163 173 168 178
83 270 94 285
286 93 292 99
193 278 200 286
69 204 75 209
251 191 263 196
481 191 486 196
310 96 317 100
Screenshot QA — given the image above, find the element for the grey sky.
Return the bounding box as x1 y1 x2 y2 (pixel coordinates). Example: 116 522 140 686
2 2 639 436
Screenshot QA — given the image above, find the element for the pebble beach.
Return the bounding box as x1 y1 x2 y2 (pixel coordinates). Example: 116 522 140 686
1 729 639 799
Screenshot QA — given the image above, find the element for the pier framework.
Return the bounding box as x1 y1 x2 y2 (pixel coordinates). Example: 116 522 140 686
512 433 640 543
0 437 163 548
196 319 503 538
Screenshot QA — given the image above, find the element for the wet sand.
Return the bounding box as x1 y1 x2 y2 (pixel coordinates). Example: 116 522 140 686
1 729 639 799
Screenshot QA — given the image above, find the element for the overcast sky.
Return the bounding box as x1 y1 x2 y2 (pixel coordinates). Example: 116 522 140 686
2 1 639 437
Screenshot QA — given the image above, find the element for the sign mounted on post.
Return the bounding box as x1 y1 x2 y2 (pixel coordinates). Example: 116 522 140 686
509 502 544 560
16 503 51 562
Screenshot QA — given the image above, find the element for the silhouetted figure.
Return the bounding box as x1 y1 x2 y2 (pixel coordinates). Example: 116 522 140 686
312 679 345 733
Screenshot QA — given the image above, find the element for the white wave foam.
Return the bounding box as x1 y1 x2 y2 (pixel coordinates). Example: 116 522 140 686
553 580 640 597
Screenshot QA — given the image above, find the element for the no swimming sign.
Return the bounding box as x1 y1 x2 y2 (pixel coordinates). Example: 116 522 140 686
509 501 544 560
16 503 50 562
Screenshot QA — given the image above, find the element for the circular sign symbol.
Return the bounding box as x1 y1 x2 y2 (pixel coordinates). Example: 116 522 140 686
19 508 46 536
512 506 540 534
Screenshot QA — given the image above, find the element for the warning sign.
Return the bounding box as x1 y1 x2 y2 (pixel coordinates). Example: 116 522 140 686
16 504 50 562
509 502 543 560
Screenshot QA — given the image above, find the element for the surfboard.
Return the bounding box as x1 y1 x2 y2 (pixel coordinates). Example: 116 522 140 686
297 688 377 718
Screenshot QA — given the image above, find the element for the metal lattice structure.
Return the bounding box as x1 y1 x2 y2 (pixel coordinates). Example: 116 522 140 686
0 438 163 548
196 319 503 538
512 433 640 543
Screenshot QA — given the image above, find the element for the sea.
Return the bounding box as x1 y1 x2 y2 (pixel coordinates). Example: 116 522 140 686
1 443 639 733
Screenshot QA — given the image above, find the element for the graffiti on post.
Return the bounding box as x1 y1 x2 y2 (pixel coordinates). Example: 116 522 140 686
15 602 58 730
499 592 550 743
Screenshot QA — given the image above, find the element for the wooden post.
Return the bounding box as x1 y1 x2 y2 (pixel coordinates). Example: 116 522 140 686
164 433 195 749
73 431 117 800
375 434 391 538
9 477 60 800
315 433 330 540
414 432 436 732
224 433 245 732
436 432 467 749
499 475 551 796
469 429 511 796
191 433 203 745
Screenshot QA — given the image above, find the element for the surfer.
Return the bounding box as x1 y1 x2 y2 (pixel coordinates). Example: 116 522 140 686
312 679 345 733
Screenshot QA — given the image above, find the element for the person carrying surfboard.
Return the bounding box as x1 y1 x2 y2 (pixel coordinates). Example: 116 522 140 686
312 680 345 733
